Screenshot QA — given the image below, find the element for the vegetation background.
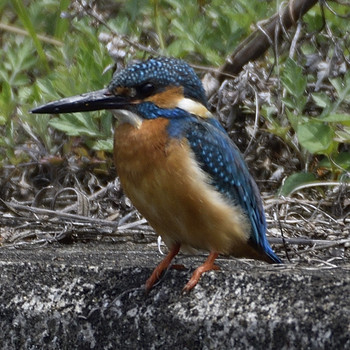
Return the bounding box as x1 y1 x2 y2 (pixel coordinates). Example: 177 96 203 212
0 0 349 262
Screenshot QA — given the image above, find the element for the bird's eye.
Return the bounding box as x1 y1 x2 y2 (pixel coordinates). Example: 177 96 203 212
138 83 156 97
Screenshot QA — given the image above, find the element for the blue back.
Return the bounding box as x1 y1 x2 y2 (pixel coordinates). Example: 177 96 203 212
168 115 281 263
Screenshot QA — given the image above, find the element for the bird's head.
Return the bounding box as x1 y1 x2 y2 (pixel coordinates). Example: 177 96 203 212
31 57 211 126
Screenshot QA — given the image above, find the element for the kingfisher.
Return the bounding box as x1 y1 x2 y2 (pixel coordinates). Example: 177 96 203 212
32 57 282 291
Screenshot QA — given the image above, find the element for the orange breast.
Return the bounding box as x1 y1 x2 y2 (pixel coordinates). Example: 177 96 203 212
114 118 265 259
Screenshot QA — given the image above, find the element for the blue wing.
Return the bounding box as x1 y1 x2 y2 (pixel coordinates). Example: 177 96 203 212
178 117 281 263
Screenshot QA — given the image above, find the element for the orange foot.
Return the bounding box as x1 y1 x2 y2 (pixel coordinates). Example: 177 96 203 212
145 243 181 291
183 251 220 292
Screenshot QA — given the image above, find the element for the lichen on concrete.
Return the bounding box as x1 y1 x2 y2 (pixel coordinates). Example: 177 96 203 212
0 243 349 349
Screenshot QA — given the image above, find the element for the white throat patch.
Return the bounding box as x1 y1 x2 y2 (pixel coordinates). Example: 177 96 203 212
112 109 143 129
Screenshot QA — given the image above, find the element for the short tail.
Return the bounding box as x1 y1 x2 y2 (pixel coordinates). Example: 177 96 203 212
265 247 283 264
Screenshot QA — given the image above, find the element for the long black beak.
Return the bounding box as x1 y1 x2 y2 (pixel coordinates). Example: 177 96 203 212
31 89 128 114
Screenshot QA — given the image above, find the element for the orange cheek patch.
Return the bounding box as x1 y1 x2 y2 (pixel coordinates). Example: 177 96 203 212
145 86 183 108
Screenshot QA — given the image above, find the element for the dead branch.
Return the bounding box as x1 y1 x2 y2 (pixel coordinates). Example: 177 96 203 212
217 0 319 83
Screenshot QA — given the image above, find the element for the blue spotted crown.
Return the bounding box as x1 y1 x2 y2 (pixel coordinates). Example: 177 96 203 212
108 57 207 107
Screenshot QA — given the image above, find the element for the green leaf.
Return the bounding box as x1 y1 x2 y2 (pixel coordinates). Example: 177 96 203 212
319 152 350 171
279 172 316 196
49 115 101 137
320 113 350 124
296 121 333 154
281 96 296 110
48 118 82 136
54 0 70 39
281 58 307 98
285 109 299 130
11 0 49 72
334 153 350 170
91 139 114 152
312 92 330 108
304 12 324 32
329 76 343 97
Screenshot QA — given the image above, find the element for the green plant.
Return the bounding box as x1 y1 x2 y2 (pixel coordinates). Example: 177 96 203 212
275 59 350 195
0 40 39 164
1 0 349 200
31 22 115 152
1 0 282 163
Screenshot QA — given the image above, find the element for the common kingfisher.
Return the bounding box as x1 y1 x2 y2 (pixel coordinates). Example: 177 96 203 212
32 57 282 291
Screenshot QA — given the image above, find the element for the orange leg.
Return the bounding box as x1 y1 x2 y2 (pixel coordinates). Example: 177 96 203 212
145 243 181 291
183 251 220 292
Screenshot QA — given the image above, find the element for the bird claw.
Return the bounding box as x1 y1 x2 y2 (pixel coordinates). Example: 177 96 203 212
144 243 181 292
183 264 220 292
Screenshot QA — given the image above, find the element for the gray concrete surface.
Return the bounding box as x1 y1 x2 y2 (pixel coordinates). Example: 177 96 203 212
0 242 349 349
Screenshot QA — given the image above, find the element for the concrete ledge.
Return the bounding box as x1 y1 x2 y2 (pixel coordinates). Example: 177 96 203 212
1 243 349 349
